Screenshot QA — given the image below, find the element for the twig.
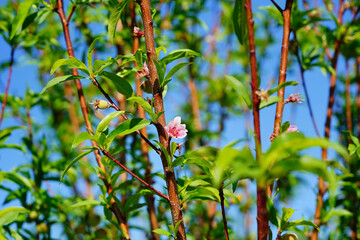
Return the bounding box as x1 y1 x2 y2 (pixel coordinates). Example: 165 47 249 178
244 1 268 240
90 77 161 154
137 0 187 239
219 184 230 240
55 1 131 238
66 3 76 23
102 149 169 201
0 47 15 128
270 0 283 14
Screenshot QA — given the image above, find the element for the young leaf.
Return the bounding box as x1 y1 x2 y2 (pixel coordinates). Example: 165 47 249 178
160 49 201 65
152 229 172 236
135 49 143 67
259 96 281 109
50 58 89 76
280 207 295 230
70 200 100 208
0 207 28 227
10 0 34 39
225 75 252 108
152 58 165 86
100 71 133 98
171 141 177 157
72 132 95 148
105 118 151 147
232 0 247 45
40 75 86 94
267 81 299 96
108 0 130 43
96 111 125 134
163 62 193 85
87 37 101 76
128 96 158 121
60 148 97 183
285 219 320 232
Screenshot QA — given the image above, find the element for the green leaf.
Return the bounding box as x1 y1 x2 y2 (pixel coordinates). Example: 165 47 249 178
70 200 100 208
40 75 86 94
0 207 28 227
152 229 172 236
108 0 130 43
10 0 34 39
280 207 295 230
87 37 101 76
232 0 247 45
226 75 252 108
155 140 172 168
100 71 133 98
268 81 299 96
135 49 143 67
174 219 183 236
171 142 177 157
322 208 353 222
72 132 95 148
285 219 320 232
267 195 279 228
160 49 201 65
128 96 157 121
0 172 33 190
96 111 125 134
60 148 97 183
280 121 290 133
152 58 165 86
259 96 281 109
105 118 151 147
50 58 89 76
163 62 193 85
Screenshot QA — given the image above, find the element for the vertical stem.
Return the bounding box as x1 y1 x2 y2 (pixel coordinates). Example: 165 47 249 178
345 61 352 133
137 0 186 239
311 2 344 240
130 3 160 240
0 47 15 128
272 0 294 138
244 1 268 239
56 1 130 238
219 184 230 240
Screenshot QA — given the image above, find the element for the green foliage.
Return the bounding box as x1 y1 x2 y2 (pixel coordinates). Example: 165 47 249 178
233 0 247 45
108 0 130 43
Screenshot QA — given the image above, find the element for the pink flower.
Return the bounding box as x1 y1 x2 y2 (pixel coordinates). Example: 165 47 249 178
286 125 299 133
133 26 144 37
137 62 149 79
165 116 188 139
285 93 303 104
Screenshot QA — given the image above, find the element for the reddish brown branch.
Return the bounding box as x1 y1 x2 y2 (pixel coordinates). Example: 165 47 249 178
137 0 186 239
219 184 230 240
244 1 268 239
311 1 344 240
0 47 15 128
55 1 130 238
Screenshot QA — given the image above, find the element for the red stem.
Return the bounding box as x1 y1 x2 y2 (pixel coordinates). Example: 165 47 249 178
137 0 187 239
0 47 15 128
219 184 230 240
244 1 268 239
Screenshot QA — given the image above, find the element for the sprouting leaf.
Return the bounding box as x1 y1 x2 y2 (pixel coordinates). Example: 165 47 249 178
259 96 281 109
163 62 193 85
128 96 158 121
50 58 89 76
96 111 125 134
87 37 101 76
280 207 295 230
267 81 299 96
10 0 34 39
285 219 320 232
40 75 87 94
60 148 97 183
226 75 252 108
70 200 100 208
232 0 247 45
108 0 130 43
105 118 151 147
72 132 95 148
100 71 133 98
0 207 28 227
152 229 172 236
160 49 201 65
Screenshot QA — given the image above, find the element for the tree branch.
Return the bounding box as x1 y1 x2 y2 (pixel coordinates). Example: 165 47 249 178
219 184 229 240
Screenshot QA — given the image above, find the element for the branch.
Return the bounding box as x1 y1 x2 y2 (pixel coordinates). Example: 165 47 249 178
102 149 169 201
244 1 269 240
67 3 76 22
0 47 15 128
90 77 161 155
270 0 283 14
219 184 229 240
